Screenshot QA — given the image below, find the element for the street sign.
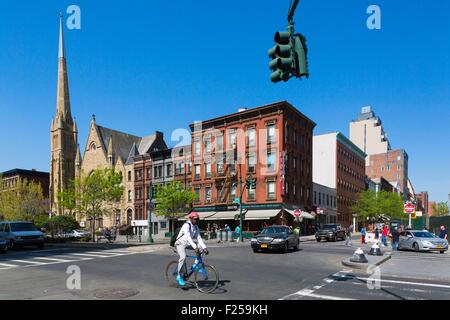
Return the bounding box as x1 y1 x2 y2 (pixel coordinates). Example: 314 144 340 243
293 209 301 217
416 211 423 217
404 203 415 214
148 202 155 210
233 198 241 205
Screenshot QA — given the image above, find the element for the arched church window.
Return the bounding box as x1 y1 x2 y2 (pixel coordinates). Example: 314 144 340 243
89 142 96 151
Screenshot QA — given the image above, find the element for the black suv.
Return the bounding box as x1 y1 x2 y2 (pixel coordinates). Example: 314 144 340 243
315 224 346 242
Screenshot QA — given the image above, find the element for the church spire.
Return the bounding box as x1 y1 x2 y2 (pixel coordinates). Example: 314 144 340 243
56 14 72 123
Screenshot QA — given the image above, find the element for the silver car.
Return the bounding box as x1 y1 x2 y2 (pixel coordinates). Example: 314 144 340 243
398 230 448 253
0 234 7 253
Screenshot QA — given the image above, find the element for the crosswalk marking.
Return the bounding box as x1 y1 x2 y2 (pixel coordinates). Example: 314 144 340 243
0 262 19 268
11 259 45 265
69 253 116 258
31 257 73 263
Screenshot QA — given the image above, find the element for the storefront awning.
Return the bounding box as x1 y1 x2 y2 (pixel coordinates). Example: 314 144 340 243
179 211 217 221
284 208 316 220
244 209 280 220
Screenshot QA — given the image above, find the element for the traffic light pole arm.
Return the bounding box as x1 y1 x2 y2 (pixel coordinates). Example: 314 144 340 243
288 0 300 24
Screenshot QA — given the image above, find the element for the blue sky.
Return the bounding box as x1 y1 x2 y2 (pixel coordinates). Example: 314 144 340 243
0 0 449 202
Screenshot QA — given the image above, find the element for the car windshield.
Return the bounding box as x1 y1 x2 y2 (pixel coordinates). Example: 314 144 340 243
10 223 38 232
322 224 337 230
412 232 436 238
261 227 288 234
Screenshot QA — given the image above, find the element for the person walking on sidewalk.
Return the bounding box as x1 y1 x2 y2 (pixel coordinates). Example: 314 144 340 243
439 226 448 241
234 225 241 242
345 225 353 246
375 228 380 242
391 227 400 251
361 227 367 244
381 225 388 247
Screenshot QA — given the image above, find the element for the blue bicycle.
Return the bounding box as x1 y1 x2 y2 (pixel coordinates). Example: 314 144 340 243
165 249 219 293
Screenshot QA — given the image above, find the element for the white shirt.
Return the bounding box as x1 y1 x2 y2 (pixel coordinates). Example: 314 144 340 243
175 222 207 250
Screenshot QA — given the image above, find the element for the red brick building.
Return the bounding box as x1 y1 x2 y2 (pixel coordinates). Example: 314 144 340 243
1 169 50 197
188 101 316 232
366 149 409 199
415 191 429 216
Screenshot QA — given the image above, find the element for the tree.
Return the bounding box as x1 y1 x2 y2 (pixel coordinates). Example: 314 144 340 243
432 202 449 217
57 182 77 218
351 190 404 223
64 169 123 242
0 177 48 222
45 215 80 237
154 181 196 233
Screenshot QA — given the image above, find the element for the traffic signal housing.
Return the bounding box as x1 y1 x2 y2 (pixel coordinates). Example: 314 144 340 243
246 178 257 190
268 30 309 82
268 31 295 83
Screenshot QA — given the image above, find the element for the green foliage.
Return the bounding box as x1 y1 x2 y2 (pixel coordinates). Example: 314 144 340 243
432 202 449 217
154 181 196 219
57 183 76 216
61 169 124 241
351 190 404 222
33 214 50 229
44 215 79 235
0 178 48 221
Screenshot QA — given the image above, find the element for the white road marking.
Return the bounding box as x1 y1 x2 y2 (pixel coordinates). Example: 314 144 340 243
0 262 19 268
31 257 73 263
69 253 117 258
11 259 45 265
356 277 450 289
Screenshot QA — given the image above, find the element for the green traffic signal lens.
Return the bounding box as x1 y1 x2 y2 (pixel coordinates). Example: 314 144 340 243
275 31 291 44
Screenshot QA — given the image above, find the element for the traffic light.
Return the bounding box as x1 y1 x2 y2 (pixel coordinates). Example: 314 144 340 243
268 30 309 82
246 179 257 190
293 33 309 79
268 31 295 83
150 184 158 199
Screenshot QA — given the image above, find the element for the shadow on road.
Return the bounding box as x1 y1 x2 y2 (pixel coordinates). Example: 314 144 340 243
180 279 231 295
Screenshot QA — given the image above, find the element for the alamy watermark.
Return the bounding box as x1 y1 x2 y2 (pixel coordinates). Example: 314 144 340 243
66 265 81 290
65 5 81 30
367 5 381 30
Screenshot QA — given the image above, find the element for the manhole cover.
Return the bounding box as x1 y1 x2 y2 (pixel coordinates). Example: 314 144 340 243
94 288 140 300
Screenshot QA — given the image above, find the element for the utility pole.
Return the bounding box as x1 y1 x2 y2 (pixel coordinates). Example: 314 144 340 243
147 182 154 243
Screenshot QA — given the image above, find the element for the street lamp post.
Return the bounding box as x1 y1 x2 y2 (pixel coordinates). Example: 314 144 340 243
147 182 154 243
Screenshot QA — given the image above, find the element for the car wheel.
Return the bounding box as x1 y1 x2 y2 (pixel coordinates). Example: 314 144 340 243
413 242 420 252
283 242 289 253
316 239 321 242
253 249 259 253
8 240 15 250
332 236 337 242
440 251 445 254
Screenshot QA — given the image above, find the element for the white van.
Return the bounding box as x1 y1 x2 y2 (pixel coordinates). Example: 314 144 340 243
0 221 45 250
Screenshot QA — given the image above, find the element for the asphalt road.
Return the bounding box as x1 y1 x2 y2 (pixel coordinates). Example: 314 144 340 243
0 238 449 300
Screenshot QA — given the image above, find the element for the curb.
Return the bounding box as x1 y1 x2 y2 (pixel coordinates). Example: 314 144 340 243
341 254 392 270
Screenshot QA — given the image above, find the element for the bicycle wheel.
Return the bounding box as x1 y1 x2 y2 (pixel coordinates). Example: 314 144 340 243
165 261 180 287
194 264 219 294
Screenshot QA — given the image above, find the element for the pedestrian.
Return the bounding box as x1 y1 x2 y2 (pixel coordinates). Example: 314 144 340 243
391 227 400 251
234 225 241 242
345 225 353 246
439 226 448 240
225 224 231 232
361 227 367 244
293 226 300 236
382 225 388 247
111 226 117 241
374 228 379 241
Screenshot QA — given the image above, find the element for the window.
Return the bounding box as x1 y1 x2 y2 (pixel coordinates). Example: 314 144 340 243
228 129 236 149
285 124 290 143
128 190 132 202
216 134 223 151
267 181 276 200
194 187 201 203
146 168 151 179
205 186 212 202
128 171 132 182
319 193 322 205
294 129 298 145
204 137 211 153
247 185 255 200
247 127 256 147
216 186 223 202
301 159 305 177
187 162 192 174
267 124 276 144
205 163 212 178
267 150 276 171
194 165 201 180
327 194 329 206
247 152 256 173
194 140 201 156
160 222 167 229
314 191 317 204
216 159 224 176
230 184 237 200
293 157 297 173
166 164 172 177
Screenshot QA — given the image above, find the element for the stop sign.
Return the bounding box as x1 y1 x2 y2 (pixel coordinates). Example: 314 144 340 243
293 209 301 217
404 203 415 214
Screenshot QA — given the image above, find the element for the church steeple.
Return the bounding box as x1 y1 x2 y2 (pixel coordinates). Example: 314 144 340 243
56 14 72 124
50 14 78 216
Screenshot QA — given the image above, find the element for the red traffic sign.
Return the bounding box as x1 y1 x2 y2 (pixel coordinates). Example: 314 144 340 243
404 203 415 214
293 209 302 217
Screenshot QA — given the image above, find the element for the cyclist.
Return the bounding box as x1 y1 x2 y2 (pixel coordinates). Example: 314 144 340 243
174 211 208 286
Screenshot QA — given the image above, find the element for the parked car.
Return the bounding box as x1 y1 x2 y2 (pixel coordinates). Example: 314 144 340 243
0 221 45 250
60 229 91 238
315 224 346 242
398 230 448 253
0 234 7 253
251 225 299 253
